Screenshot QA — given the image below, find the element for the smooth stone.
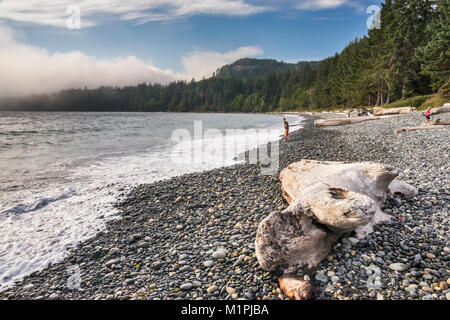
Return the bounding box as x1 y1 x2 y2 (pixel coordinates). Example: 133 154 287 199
389 263 408 272
137 241 149 248
105 259 119 267
422 287 433 293
136 289 146 296
109 247 120 255
212 251 226 259
315 273 328 283
180 283 194 291
207 285 218 293
23 284 34 290
226 287 236 295
203 260 214 267
407 284 418 291
152 262 164 270
49 293 59 300
179 265 190 272
426 253 435 259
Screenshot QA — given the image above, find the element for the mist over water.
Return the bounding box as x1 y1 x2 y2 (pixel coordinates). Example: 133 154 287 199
0 111 302 291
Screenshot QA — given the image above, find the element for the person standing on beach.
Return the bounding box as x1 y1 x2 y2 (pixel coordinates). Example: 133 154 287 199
424 107 432 125
283 118 290 142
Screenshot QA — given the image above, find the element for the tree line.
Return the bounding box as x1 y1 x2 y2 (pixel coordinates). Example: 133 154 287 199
1 0 448 112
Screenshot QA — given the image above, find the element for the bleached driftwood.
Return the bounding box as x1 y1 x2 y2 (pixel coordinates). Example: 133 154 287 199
431 103 450 115
394 125 449 134
314 116 380 127
255 160 416 300
388 180 418 196
432 118 450 125
373 106 416 116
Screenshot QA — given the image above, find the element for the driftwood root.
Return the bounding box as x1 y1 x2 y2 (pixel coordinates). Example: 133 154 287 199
278 275 314 300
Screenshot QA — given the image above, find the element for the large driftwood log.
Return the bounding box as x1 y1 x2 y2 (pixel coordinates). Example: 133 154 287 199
432 118 450 125
431 103 450 115
373 106 416 116
314 116 380 127
255 160 416 300
355 106 369 116
394 124 449 134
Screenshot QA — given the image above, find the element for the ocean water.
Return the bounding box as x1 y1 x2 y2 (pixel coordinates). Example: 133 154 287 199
0 112 302 291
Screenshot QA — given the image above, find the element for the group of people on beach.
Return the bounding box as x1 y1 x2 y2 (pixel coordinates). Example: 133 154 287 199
282 106 434 142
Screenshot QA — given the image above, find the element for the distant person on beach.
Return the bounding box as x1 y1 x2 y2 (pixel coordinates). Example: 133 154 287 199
283 118 290 142
423 107 432 125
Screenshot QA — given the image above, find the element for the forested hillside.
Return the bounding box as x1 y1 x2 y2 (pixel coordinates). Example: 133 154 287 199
1 0 448 112
215 58 318 80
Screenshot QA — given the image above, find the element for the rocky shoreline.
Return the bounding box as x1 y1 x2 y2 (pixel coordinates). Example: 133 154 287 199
1 112 449 300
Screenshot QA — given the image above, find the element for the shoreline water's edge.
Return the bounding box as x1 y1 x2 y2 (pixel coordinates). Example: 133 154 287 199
1 112 448 301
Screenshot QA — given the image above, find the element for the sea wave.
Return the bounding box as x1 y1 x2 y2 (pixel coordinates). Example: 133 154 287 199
1 189 75 215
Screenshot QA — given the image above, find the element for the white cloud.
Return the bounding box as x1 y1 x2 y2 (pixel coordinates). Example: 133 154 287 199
0 0 272 28
295 0 349 10
182 46 263 80
0 24 179 97
0 24 263 97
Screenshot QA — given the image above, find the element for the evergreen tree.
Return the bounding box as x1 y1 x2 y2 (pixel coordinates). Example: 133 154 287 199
417 0 450 91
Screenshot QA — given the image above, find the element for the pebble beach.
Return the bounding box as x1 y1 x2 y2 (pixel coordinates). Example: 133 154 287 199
1 112 449 301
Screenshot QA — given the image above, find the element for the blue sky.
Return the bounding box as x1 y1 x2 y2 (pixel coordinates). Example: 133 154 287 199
0 0 384 97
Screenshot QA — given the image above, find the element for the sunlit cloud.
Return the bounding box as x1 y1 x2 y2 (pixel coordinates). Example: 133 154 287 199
295 0 350 10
